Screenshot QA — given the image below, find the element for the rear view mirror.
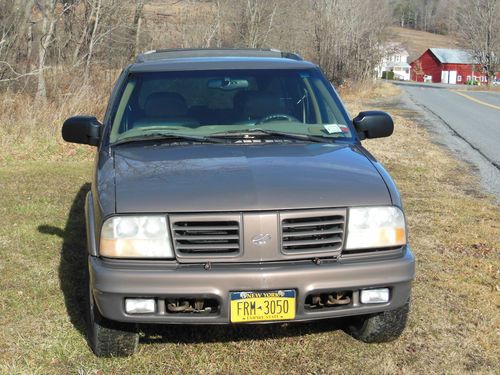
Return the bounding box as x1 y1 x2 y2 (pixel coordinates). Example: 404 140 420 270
208 77 249 90
353 111 394 140
62 116 102 146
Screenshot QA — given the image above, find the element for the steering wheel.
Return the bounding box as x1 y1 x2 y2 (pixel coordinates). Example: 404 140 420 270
255 114 299 125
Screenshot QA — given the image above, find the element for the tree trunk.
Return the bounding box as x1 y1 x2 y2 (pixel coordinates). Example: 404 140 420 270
132 0 144 57
35 0 57 105
73 1 95 65
27 22 33 70
84 0 102 82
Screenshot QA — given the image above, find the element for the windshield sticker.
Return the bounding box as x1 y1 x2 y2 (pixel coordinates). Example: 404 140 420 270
339 125 350 133
323 124 343 134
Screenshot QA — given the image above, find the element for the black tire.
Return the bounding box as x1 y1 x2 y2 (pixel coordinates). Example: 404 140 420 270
345 301 410 343
85 266 139 357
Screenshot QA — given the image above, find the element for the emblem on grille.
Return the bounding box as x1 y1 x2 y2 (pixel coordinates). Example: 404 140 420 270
252 233 272 246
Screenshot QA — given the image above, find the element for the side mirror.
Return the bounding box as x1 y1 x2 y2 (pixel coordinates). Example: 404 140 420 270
62 116 102 146
353 111 394 140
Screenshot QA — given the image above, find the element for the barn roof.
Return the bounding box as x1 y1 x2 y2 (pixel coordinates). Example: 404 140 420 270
429 48 477 64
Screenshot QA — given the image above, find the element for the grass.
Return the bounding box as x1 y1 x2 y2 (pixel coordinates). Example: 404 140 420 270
457 85 500 92
0 82 499 374
389 26 460 62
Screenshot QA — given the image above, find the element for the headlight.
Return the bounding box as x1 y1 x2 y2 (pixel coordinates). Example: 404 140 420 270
345 206 406 250
100 216 174 258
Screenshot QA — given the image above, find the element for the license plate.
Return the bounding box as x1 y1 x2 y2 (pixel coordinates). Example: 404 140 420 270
230 290 296 323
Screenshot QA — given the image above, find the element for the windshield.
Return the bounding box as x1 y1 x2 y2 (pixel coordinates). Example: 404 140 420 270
109 69 353 143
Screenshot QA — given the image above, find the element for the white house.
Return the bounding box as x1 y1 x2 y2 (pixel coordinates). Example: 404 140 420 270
375 43 411 81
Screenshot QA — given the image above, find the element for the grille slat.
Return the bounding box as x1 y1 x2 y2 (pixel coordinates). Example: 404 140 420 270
282 219 344 229
176 243 240 250
173 225 239 231
172 219 241 257
175 234 239 241
282 236 342 247
282 228 343 238
281 214 345 254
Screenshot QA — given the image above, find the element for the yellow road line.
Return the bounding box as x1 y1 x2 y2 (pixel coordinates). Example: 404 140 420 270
453 91 500 110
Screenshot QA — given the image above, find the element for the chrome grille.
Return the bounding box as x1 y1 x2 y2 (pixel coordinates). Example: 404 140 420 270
171 219 241 256
281 212 345 254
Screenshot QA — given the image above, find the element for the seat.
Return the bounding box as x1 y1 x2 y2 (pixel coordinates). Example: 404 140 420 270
144 92 187 118
134 92 199 128
233 91 286 121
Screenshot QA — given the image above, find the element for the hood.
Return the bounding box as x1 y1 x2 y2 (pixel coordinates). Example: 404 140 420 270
112 143 391 213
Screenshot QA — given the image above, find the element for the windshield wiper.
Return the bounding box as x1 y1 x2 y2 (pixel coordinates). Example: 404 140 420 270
213 129 333 143
112 133 227 146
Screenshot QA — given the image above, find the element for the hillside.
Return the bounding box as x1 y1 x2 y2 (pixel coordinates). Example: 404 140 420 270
389 26 461 62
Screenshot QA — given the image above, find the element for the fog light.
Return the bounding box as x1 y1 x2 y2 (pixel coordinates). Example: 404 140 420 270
360 288 389 304
125 298 156 314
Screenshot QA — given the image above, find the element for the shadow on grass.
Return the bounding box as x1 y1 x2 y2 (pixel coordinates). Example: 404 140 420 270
38 183 91 338
37 183 346 345
140 318 346 345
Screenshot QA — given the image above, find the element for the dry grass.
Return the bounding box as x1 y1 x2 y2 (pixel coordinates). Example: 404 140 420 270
457 85 500 92
389 26 460 61
0 81 499 374
0 67 116 162
339 80 402 114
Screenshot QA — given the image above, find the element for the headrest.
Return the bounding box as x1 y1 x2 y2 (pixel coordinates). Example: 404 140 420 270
144 92 187 118
234 91 285 119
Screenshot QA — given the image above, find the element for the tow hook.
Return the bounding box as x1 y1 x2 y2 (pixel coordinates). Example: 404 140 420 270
308 291 351 308
166 299 213 313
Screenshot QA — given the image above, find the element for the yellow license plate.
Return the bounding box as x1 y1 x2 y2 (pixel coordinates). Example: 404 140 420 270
230 290 296 323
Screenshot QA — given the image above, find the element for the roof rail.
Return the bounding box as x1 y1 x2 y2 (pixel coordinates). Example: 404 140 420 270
135 48 303 63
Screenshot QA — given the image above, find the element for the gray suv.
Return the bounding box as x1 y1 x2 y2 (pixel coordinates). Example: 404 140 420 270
62 49 415 357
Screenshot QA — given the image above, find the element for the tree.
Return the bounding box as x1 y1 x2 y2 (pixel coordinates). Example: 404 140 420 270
313 0 390 84
35 0 58 104
456 0 500 84
237 0 278 48
413 60 424 81
390 0 455 34
132 0 145 57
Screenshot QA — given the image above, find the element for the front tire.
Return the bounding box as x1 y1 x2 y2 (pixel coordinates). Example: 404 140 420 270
345 300 410 343
85 266 139 357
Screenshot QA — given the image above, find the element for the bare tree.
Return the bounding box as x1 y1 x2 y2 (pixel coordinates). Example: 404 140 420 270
0 0 395 102
73 0 95 65
35 0 58 104
132 0 145 57
456 0 500 84
84 0 102 80
0 0 35 79
237 0 278 48
313 0 390 84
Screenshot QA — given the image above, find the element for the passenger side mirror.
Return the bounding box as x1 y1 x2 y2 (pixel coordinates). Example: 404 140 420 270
62 116 102 146
353 111 394 140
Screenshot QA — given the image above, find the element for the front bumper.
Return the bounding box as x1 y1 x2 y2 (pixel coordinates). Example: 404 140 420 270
90 247 415 324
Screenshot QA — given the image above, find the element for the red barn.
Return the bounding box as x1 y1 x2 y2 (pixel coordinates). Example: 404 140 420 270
410 48 490 85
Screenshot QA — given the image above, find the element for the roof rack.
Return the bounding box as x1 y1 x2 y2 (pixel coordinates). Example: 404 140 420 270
135 48 303 63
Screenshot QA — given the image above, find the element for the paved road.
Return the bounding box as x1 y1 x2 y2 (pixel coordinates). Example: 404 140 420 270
394 81 500 199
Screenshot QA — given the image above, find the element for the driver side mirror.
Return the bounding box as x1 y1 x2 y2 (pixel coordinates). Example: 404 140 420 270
62 116 102 146
353 111 394 140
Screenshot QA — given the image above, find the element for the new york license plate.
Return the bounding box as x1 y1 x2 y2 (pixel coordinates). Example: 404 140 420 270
230 290 296 323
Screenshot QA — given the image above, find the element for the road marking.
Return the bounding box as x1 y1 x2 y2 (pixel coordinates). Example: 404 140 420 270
453 91 500 110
